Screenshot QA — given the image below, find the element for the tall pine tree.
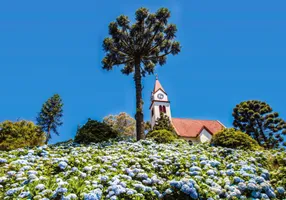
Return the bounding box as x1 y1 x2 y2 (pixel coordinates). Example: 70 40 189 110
36 94 63 144
233 100 286 149
101 7 180 141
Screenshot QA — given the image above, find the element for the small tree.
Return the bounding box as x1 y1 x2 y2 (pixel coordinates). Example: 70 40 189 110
102 7 181 141
74 119 118 144
153 112 174 132
233 100 286 149
0 120 45 151
36 94 63 144
103 112 135 136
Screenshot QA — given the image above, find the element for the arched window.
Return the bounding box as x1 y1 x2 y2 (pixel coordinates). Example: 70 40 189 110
159 105 163 113
163 106 166 113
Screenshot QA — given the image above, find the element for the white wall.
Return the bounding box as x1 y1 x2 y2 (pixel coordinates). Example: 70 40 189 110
179 137 199 143
199 129 212 143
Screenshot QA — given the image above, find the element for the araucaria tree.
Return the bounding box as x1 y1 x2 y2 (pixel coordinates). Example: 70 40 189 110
36 94 63 144
101 7 181 141
233 100 286 149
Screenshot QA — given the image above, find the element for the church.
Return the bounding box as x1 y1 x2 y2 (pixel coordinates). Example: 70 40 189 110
150 77 225 143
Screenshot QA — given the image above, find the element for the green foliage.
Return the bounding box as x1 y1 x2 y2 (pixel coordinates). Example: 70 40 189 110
153 112 174 132
146 129 177 143
144 121 152 133
103 112 135 137
49 139 73 147
264 150 286 190
211 128 260 150
101 7 181 141
233 100 286 149
36 94 64 144
74 119 118 144
0 120 45 151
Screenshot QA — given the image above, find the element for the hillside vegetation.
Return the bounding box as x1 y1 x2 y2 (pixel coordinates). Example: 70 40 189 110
0 140 285 199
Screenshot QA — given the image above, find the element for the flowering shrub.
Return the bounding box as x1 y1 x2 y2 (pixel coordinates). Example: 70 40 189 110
0 139 285 199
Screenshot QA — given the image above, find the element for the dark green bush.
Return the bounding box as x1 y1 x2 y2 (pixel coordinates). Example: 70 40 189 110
0 120 46 151
211 128 261 150
74 119 118 144
146 129 177 143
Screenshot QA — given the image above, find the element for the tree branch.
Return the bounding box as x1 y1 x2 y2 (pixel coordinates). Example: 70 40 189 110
114 58 134 65
148 36 167 53
141 21 162 53
144 51 171 60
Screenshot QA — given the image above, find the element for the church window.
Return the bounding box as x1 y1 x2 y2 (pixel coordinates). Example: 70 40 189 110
163 106 166 113
159 105 163 113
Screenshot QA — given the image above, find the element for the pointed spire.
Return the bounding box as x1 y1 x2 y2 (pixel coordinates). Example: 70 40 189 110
153 75 165 93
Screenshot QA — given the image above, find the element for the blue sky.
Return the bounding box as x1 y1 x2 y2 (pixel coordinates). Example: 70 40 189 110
0 0 285 144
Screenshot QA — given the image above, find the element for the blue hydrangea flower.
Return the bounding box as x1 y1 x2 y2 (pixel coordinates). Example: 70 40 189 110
233 176 244 183
58 161 68 170
0 158 7 163
247 182 257 191
251 191 261 198
18 191 30 198
207 170 215 176
35 184 45 190
226 169 235 176
209 160 220 167
277 186 285 194
265 188 276 198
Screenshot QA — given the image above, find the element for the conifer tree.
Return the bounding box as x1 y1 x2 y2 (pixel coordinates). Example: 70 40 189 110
233 100 286 149
36 94 63 144
101 7 181 141
153 112 174 132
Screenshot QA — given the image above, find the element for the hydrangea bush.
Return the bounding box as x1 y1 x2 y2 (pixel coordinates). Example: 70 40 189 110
0 139 285 199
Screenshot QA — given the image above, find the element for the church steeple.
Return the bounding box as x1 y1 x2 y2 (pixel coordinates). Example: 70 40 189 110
150 77 172 129
153 76 166 94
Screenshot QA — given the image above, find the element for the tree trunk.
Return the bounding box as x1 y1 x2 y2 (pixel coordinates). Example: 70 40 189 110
134 58 145 141
46 128 50 144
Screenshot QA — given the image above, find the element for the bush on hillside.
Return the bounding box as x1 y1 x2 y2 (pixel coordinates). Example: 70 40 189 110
146 129 177 143
211 128 261 150
74 119 118 144
268 150 286 190
0 120 45 151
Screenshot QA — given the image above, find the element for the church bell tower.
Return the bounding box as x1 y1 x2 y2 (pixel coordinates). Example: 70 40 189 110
150 76 172 129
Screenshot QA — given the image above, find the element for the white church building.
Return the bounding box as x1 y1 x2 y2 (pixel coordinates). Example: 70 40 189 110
150 77 225 143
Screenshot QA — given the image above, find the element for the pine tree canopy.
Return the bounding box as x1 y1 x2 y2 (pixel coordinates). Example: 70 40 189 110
232 100 286 149
101 7 180 141
101 7 181 76
36 94 63 144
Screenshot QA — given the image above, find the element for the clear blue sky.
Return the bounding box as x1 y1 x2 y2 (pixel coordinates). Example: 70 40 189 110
0 0 285 144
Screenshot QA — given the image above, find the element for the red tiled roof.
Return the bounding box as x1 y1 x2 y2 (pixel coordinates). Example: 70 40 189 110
171 118 224 138
153 79 166 94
